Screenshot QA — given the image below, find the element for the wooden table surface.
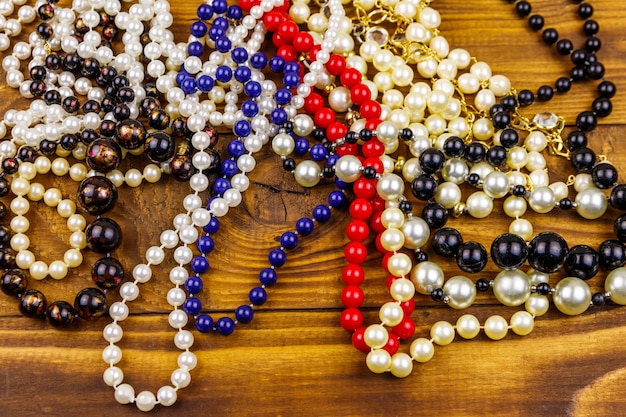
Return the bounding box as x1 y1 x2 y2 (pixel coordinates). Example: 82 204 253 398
1 0 626 415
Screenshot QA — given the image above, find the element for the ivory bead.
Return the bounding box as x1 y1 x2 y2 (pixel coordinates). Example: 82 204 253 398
528 186 555 214
366 349 391 374
410 338 434 363
483 171 509 199
510 311 534 336
435 182 462 209
493 269 531 306
606 267 626 304
135 391 156 412
466 191 493 219
443 275 476 309
401 217 430 249
575 187 608 220
390 352 413 378
456 314 480 339
387 253 412 277
509 218 533 241
430 321 455 345
503 196 527 218
364 324 389 349
553 277 591 315
410 261 444 294
389 279 415 302
484 315 508 340
379 301 404 327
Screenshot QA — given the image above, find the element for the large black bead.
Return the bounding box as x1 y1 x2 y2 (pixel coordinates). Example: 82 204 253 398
570 147 596 173
1 269 27 297
144 132 176 163
615 214 626 243
85 218 122 253
599 240 626 270
456 241 488 273
86 138 123 173
115 118 147 150
564 245 599 280
74 288 107 320
490 233 529 270
443 136 465 158
419 148 445 174
431 228 463 258
92 257 124 289
411 174 438 201
465 142 486 163
486 145 507 167
77 176 118 215
47 301 76 328
421 202 448 229
610 184 626 210
591 163 618 189
528 232 569 273
19 289 47 317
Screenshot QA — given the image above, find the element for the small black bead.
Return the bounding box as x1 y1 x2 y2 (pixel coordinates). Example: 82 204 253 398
421 202 448 229
0 178 9 198
344 131 358 144
1 269 27 297
80 129 100 145
17 146 37 163
598 81 617 98
47 301 76 328
80 58 100 77
466 173 481 187
570 147 596 173
592 97 612 118
62 96 81 113
536 282 551 296
566 130 587 151
586 62 605 80
528 232 569 273
92 257 124 289
62 53 82 71
113 104 131 121
443 136 465 158
43 90 62 105
45 53 62 70
29 65 47 81
499 128 519 148
431 227 463 258
592 163 618 189
281 121 293 133
413 250 428 264
116 86 135 103
610 185 626 210
571 66 587 81
399 128 413 141
60 134 79 150
486 145 507 167
591 292 606 306
517 89 535 106
542 28 559 45
19 290 47 318
410 174 438 201
456 241 488 273
112 75 129 90
555 77 572 93
492 111 511 129
615 214 626 243
515 0 531 16
359 129 373 141
490 233 529 270
512 185 526 197
362 166 377 179
559 198 574 210
399 200 413 214
599 240 626 270
82 99 101 114
282 158 296 172
322 166 335 178
489 104 507 118
556 39 574 55
584 20 599 36
585 36 602 53
536 85 554 101
576 111 597 131
430 288 445 302
312 128 326 142
578 3 593 18
475 278 490 292
38 140 57 155
564 244 599 280
528 14 544 31
465 142 486 163
100 96 115 113
500 95 518 111
419 148 445 174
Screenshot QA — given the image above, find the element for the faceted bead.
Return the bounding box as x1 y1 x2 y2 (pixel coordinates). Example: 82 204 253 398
599 240 626 270
564 244 599 280
115 119 147 150
92 257 124 289
527 232 569 273
77 176 118 215
19 289 47 317
86 138 123 173
144 132 176 163
431 228 463 258
47 301 76 327
456 241 488 273
74 288 108 320
1 269 28 297
490 233 529 270
532 112 559 129
85 218 122 253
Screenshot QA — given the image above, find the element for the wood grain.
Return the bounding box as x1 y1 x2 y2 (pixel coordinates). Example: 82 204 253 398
1 1 626 416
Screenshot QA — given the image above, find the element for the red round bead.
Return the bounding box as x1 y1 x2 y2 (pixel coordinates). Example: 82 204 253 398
340 68 363 88
381 251 394 272
340 308 364 332
385 274 399 290
370 195 386 214
369 210 385 234
350 84 371 105
277 21 299 41
375 233 388 254
274 3 290 12
382 332 400 355
341 264 365 286
276 45 297 62
336 143 358 157
363 156 384 174
309 44 322 61
399 299 415 315
292 32 314 53
360 100 382 119
391 317 416 340
353 177 377 199
303 92 323 115
352 327 369 352
238 0 260 12
362 138 385 158
262 11 284 32
365 119 381 131
272 32 286 47
314 108 336 129
346 219 370 242
326 121 348 142
349 198 373 220
326 54 347 76
341 285 365 308
344 241 368 264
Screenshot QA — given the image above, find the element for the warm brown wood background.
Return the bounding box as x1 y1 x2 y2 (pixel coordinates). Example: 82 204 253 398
1 1 626 415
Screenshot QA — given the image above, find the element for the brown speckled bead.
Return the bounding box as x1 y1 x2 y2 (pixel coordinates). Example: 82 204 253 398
19 290 47 317
144 132 175 163
91 257 124 289
77 176 118 215
85 218 122 253
74 288 107 320
1 269 27 297
47 301 76 327
86 138 122 173
115 118 146 149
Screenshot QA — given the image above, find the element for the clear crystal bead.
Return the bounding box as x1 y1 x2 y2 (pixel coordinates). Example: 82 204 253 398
533 112 559 129
365 26 389 46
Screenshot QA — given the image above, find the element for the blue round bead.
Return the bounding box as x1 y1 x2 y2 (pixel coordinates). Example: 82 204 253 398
234 66 251 82
270 108 288 125
283 62 300 73
269 56 285 72
274 88 292 105
180 78 197 95
313 205 332 223
196 75 214 93
208 26 224 41
215 66 232 83
259 268 277 286
215 36 232 53
183 297 202 315
296 218 315 236
203 217 220 234
227 140 245 158
280 231 298 250
234 119 251 137
250 52 267 69
191 255 210 274
190 21 207 37
197 235 215 253
328 190 347 208
235 305 254 323
196 4 213 20
335 178 350 189
212 0 228 14
310 144 327 162
294 137 310 156
216 317 235 335
283 72 300 88
326 154 339 166
241 100 258 117
249 287 267 305
176 70 188 86
220 159 238 177
213 177 231 195
244 81 262 98
213 16 229 30
185 275 203 294
195 314 214 333
268 249 287 267
231 47 248 63
187 41 204 57
227 5 243 19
